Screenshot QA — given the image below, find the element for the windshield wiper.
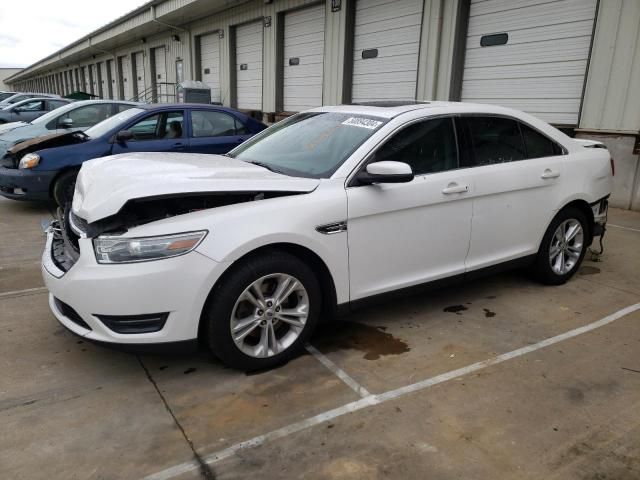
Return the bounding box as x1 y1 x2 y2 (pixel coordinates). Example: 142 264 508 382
245 160 282 174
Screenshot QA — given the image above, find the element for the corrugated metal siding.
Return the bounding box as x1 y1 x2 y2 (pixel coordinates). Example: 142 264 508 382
461 0 597 125
283 3 326 111
580 0 640 132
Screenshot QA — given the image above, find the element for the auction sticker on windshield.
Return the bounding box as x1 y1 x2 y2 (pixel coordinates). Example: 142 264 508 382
342 117 383 129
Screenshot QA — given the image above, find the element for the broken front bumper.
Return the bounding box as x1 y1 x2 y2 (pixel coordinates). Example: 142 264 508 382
42 224 229 346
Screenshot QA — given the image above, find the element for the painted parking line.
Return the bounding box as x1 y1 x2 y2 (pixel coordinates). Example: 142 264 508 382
143 302 640 480
608 223 640 233
0 286 47 299
306 344 371 398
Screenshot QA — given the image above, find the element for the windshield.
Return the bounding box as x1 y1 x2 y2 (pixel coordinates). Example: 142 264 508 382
84 108 144 139
227 112 387 178
0 92 13 101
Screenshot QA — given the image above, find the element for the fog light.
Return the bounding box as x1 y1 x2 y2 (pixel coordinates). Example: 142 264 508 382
95 312 169 334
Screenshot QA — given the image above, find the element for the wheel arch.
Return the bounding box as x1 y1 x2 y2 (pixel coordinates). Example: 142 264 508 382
557 198 595 245
197 242 339 342
49 166 81 200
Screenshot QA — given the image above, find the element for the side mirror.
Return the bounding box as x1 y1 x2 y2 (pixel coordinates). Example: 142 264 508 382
116 130 134 143
356 161 414 185
59 117 73 128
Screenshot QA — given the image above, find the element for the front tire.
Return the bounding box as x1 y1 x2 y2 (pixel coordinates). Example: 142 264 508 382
204 251 321 370
52 169 79 206
534 207 589 285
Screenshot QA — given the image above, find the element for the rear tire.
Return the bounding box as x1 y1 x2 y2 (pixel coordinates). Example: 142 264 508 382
52 170 78 206
533 207 589 285
204 250 322 371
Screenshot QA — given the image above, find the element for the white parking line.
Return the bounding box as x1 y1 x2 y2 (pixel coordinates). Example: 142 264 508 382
608 223 640 233
306 344 371 398
143 302 640 480
0 286 47 299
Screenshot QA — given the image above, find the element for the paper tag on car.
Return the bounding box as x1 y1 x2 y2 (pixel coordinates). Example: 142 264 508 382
342 117 383 129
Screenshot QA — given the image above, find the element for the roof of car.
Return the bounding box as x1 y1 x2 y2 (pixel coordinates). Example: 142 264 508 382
311 101 523 119
139 103 240 111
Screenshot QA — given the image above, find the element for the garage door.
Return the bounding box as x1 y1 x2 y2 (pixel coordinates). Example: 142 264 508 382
153 47 167 102
107 60 116 99
351 0 424 103
235 20 263 110
83 67 91 93
91 64 98 96
461 0 598 125
133 52 146 100
99 62 108 98
200 33 222 103
120 56 133 100
283 3 326 112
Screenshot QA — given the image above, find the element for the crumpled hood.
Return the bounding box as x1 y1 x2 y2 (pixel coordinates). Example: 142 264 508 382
73 152 320 223
8 130 86 156
0 121 28 135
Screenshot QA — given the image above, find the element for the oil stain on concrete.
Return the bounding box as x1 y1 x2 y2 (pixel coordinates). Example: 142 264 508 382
579 266 601 275
316 321 410 360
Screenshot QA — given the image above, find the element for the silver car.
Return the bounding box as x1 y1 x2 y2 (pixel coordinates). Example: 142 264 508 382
0 97 72 124
0 100 141 159
0 92 61 106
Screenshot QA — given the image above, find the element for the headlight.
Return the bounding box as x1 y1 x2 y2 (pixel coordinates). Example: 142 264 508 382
19 153 40 169
93 231 208 264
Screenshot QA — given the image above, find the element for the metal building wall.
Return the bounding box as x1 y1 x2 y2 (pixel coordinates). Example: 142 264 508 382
578 0 640 210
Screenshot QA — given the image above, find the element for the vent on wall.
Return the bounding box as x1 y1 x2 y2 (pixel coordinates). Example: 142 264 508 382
480 33 508 47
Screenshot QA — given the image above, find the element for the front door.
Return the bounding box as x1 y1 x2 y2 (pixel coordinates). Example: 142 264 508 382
347 117 474 301
112 110 187 154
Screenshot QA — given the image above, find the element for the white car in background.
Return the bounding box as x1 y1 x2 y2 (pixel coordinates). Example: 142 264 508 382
42 102 613 370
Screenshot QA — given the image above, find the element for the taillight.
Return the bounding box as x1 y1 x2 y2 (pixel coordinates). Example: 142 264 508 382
610 157 615 176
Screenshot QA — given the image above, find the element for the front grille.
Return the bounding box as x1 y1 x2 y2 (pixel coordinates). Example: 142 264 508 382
54 298 92 331
95 313 169 334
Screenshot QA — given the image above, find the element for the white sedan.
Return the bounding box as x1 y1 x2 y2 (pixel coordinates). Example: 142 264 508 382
42 102 613 370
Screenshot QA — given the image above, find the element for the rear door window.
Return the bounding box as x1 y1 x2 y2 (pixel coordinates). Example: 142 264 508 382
461 116 526 167
190 110 241 137
66 104 113 128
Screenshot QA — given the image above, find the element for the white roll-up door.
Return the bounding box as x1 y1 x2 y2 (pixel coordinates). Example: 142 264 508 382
120 56 133 100
351 0 423 103
283 3 326 112
461 0 598 125
153 47 167 102
108 60 116 99
134 52 146 100
235 20 263 110
100 62 108 98
91 64 98 96
83 67 91 93
200 33 222 103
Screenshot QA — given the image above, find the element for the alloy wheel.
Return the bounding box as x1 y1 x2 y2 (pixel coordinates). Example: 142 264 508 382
549 219 584 275
230 273 309 358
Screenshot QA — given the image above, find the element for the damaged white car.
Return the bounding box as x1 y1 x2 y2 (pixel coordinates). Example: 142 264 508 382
42 102 613 370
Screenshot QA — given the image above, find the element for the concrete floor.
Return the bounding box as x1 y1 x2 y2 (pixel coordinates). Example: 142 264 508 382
1 196 639 480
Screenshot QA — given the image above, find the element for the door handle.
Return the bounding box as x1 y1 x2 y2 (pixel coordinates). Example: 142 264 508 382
541 169 560 179
171 142 185 150
442 182 469 194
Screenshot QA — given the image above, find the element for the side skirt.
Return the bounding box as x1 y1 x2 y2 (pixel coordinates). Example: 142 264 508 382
337 254 536 315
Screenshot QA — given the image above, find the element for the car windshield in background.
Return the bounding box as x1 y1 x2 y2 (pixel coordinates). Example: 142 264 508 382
0 93 13 102
227 112 387 178
84 108 144 139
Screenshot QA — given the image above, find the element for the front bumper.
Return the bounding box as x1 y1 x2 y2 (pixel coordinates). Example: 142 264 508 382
42 227 229 346
0 166 56 200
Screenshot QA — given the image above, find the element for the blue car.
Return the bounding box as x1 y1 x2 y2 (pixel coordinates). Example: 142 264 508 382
0 103 266 204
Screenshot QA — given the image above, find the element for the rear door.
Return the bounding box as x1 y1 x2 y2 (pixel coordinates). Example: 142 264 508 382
111 110 187 154
187 109 249 154
460 115 566 270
